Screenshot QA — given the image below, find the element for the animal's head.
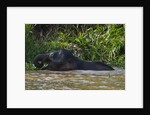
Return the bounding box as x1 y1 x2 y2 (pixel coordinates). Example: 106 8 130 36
33 54 48 68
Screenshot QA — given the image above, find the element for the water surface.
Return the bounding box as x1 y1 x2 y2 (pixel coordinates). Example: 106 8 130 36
25 67 125 90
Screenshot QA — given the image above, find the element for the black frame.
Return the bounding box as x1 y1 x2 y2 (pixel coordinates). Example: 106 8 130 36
1 0 149 113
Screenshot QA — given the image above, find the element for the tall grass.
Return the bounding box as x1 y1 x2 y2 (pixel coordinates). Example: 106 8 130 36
25 24 125 70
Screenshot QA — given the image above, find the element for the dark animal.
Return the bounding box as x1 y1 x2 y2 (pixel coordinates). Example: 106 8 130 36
33 49 114 71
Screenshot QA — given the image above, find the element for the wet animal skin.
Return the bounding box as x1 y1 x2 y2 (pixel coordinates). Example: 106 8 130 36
33 49 114 71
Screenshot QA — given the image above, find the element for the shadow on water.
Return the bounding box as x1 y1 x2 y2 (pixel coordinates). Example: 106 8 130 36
25 67 125 90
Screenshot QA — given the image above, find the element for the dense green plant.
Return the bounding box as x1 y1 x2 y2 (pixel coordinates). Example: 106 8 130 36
25 24 125 70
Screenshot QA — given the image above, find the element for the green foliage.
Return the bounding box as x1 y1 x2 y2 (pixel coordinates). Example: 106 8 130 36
25 24 125 70
25 62 36 70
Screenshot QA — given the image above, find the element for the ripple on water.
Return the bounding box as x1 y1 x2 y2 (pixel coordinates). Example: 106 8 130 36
101 81 108 84
39 74 46 77
47 74 65 77
61 86 72 90
98 86 109 88
44 77 53 80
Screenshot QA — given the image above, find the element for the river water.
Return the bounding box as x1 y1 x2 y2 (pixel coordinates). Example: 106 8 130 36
25 67 125 90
